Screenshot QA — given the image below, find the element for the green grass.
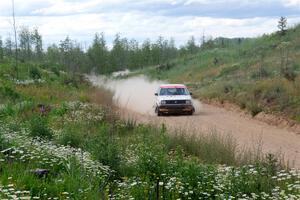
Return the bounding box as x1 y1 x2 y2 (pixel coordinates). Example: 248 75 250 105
1 59 300 199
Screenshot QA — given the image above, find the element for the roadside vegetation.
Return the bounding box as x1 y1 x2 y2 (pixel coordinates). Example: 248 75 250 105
141 24 300 122
1 60 300 199
1 16 300 199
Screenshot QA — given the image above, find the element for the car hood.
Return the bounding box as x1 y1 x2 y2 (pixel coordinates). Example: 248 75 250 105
157 95 192 101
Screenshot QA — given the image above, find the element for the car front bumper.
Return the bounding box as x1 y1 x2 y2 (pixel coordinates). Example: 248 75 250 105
158 104 195 113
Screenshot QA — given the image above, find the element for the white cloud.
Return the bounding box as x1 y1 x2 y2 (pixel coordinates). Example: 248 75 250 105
0 0 299 46
1 12 299 47
282 0 300 7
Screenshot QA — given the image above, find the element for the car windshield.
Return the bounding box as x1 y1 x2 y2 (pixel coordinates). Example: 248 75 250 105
159 88 189 96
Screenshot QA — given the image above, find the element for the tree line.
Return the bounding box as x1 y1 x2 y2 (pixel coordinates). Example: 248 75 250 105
0 27 208 74
0 17 288 75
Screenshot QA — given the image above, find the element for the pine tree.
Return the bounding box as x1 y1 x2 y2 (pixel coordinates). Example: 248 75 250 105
278 16 287 36
31 28 43 61
0 37 3 61
87 33 109 73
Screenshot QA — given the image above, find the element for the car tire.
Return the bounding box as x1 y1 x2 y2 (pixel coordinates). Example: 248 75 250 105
155 106 162 116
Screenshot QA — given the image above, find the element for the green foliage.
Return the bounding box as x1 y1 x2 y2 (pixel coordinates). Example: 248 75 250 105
0 154 101 199
50 66 60 76
281 65 297 82
0 104 16 118
0 132 5 150
29 66 42 80
251 67 270 79
167 130 239 165
135 127 168 178
278 16 287 36
90 126 121 172
63 73 88 88
29 115 53 139
51 102 68 116
218 64 240 77
58 124 85 148
1 23 300 199
0 85 20 103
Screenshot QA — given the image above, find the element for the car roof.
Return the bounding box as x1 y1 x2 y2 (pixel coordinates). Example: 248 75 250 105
159 84 186 88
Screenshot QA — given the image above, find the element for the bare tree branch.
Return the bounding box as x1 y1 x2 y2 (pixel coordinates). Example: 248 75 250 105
12 0 18 78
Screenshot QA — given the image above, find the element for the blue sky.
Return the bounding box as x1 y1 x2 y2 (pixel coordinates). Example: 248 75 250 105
0 0 299 47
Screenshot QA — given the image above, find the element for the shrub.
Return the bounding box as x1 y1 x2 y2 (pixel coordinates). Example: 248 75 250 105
50 66 60 76
219 64 240 77
281 66 297 82
29 115 53 139
59 125 84 148
0 104 16 118
29 67 42 80
261 85 283 104
90 126 121 172
51 102 68 117
247 103 263 117
251 67 270 79
223 84 233 94
136 142 167 179
0 86 20 102
0 132 6 150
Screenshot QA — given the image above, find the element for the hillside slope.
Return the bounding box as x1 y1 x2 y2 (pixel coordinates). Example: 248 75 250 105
142 24 300 122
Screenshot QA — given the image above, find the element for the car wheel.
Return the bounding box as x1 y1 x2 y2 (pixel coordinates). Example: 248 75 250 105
157 111 162 116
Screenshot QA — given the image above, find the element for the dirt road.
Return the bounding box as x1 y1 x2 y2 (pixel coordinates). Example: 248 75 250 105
89 75 300 167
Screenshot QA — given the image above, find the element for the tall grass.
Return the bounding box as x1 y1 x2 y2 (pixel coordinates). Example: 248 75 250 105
0 61 298 199
167 129 237 165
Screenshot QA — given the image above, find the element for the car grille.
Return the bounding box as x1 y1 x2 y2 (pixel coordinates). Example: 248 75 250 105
165 100 186 104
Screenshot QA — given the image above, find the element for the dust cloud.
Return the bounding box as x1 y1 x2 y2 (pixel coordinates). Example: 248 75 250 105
88 74 202 115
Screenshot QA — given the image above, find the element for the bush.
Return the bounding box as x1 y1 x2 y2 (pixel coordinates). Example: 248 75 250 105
281 66 297 82
223 84 233 94
29 115 53 139
0 104 16 118
51 103 68 117
50 66 60 76
59 125 84 148
136 143 167 180
29 67 42 80
90 126 121 172
251 67 270 79
0 132 6 150
247 103 263 117
261 85 283 104
0 86 20 102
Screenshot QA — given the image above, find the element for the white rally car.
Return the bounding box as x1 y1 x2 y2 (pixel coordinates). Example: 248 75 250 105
154 84 195 116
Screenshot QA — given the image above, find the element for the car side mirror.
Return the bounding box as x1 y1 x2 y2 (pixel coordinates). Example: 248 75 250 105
155 93 158 96
190 92 193 95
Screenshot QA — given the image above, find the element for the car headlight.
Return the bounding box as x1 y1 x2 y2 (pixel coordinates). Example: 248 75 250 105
160 100 166 105
185 100 192 105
